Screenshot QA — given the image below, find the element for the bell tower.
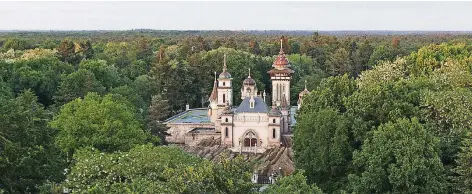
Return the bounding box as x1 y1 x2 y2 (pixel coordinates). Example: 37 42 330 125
268 39 294 107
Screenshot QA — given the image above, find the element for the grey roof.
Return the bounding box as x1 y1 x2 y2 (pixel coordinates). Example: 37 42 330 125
164 108 211 124
235 96 269 113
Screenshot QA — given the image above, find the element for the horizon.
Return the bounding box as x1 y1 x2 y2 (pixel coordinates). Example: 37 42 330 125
1 1 471 31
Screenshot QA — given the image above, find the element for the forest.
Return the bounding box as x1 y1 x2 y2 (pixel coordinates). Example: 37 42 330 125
1 30 472 193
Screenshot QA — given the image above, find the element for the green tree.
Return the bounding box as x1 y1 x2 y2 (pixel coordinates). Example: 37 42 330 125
78 59 123 89
0 90 66 193
262 171 323 194
1 56 74 106
54 69 106 105
61 145 255 194
57 39 81 64
248 40 261 55
454 132 472 193
294 109 353 192
102 42 136 68
349 118 446 193
51 92 147 154
326 47 352 76
2 38 31 51
367 44 397 67
61 144 201 193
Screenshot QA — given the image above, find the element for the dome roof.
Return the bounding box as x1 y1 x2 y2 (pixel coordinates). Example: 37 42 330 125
299 89 310 96
243 68 256 85
243 77 256 85
219 71 231 79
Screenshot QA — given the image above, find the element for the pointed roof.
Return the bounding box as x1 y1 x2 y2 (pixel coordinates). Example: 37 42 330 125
299 80 310 97
209 72 218 102
272 39 291 70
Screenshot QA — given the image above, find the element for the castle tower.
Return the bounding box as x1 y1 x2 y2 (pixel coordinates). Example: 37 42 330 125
297 80 310 110
241 69 257 99
218 53 233 107
268 39 294 107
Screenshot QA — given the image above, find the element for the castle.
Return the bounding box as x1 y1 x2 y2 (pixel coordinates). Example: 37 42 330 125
164 40 310 153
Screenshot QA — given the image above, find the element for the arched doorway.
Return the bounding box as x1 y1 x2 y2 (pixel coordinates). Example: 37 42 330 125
243 131 258 147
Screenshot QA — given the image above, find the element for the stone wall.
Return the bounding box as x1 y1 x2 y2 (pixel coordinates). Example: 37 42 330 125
166 123 214 144
184 132 221 147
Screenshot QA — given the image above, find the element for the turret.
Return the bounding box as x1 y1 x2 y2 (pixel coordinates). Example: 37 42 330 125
241 69 257 99
297 80 310 110
218 53 233 107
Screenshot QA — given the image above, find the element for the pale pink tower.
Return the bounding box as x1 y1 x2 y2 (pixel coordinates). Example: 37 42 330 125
268 38 294 134
268 39 294 107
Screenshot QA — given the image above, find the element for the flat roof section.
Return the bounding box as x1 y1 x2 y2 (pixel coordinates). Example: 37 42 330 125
166 108 211 124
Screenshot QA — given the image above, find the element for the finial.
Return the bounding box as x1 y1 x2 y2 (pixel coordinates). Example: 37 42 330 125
223 53 227 72
304 80 307 90
248 68 251 78
214 71 217 81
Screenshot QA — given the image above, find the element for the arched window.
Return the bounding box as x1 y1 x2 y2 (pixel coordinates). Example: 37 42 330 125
225 118 228 122
273 119 276 123
272 128 276 139
223 82 226 86
225 127 229 138
244 131 257 147
223 94 226 103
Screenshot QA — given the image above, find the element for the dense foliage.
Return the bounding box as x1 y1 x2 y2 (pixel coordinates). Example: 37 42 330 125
295 42 472 193
1 30 472 193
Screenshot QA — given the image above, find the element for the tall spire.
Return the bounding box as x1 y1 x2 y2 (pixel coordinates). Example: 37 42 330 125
209 72 218 102
223 53 227 72
279 38 284 54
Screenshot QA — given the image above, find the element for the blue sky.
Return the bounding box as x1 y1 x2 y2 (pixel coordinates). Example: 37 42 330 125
0 1 470 31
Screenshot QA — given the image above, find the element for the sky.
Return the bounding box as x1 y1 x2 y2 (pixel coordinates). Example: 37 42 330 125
0 1 471 31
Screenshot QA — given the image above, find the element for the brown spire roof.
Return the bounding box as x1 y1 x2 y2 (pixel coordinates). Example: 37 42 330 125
272 39 291 70
209 72 218 102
